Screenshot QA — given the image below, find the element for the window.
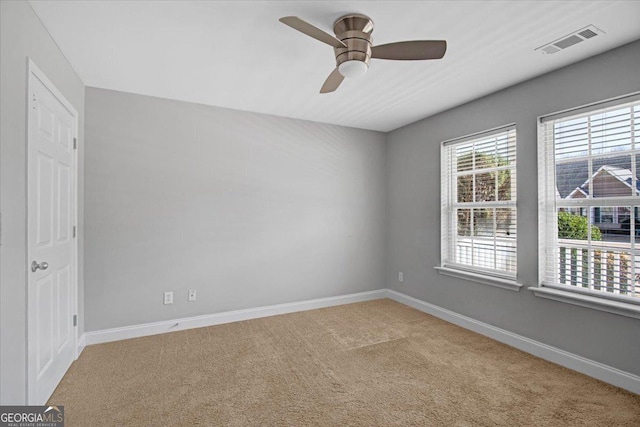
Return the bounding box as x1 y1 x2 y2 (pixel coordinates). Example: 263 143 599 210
440 125 517 283
538 94 640 312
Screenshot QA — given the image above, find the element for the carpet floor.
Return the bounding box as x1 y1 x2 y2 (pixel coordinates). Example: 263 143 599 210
49 299 640 426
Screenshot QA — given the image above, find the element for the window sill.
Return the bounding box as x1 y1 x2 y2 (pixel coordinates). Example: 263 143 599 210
528 286 640 320
435 266 522 292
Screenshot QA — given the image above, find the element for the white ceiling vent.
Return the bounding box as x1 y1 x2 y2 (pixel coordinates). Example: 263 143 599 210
536 25 604 55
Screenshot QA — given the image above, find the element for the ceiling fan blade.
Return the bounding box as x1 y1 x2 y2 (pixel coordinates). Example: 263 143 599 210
371 40 447 60
279 16 347 49
320 68 344 94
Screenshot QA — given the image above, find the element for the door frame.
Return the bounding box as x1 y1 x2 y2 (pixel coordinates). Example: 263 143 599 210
26 58 79 404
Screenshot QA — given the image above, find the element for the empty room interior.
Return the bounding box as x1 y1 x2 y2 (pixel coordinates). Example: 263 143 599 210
2 0 640 425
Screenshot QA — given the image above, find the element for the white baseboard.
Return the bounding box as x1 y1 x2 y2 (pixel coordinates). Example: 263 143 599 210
76 334 86 359
84 289 388 346
387 289 640 395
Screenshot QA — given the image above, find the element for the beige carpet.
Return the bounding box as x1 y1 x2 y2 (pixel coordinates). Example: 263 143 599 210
49 299 640 426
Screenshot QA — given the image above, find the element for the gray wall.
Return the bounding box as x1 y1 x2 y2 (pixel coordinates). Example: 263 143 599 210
386 40 640 376
0 1 85 404
84 88 387 331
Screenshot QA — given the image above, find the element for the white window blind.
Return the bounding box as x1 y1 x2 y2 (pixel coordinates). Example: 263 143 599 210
441 125 517 277
538 94 640 303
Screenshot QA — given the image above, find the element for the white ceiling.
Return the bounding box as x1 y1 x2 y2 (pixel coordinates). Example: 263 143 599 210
30 1 640 132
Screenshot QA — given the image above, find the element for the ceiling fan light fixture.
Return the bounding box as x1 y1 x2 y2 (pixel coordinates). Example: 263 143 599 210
338 60 368 78
279 13 447 93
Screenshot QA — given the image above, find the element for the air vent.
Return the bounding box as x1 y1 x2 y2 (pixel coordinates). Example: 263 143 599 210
578 28 598 39
536 25 604 55
554 35 583 49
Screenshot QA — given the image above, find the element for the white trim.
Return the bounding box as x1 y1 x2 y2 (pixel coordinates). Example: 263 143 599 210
386 289 640 395
27 59 78 117
529 286 640 320
435 266 522 291
558 196 640 208
77 334 86 357
85 290 388 345
26 58 79 405
539 91 640 123
441 123 516 147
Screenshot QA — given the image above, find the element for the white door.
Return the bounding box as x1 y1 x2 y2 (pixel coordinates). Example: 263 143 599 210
27 60 78 405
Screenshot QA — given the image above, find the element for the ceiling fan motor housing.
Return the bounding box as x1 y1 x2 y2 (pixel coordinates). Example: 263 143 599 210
333 14 374 77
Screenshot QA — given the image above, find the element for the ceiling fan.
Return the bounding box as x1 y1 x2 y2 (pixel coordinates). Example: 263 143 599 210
279 14 447 93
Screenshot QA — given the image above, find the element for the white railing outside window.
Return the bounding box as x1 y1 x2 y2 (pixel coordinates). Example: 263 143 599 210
538 94 640 304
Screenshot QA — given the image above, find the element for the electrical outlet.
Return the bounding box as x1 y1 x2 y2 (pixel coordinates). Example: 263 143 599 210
163 291 173 305
188 289 196 302
399 272 404 282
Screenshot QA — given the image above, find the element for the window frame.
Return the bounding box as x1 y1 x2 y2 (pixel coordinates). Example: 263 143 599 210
535 92 640 319
439 124 521 291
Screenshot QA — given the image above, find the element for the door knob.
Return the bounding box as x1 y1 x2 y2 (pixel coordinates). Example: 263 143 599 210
31 261 49 272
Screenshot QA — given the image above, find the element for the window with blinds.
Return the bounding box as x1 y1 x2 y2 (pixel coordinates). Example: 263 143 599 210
441 125 517 277
538 94 640 303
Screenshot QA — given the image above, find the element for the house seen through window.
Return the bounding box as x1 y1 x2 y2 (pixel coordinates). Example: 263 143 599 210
540 96 640 300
